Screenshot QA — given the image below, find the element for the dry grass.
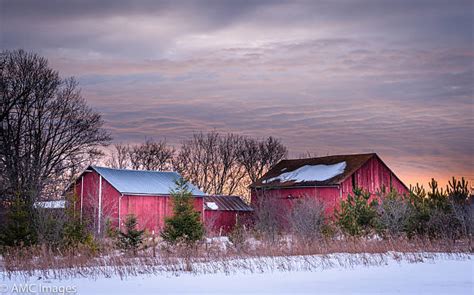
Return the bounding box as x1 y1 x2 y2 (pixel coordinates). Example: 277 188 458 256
1 236 471 280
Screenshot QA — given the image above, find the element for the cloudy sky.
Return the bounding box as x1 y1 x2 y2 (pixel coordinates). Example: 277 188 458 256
1 0 473 187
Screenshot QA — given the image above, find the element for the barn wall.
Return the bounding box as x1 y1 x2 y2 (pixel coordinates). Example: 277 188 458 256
251 186 341 213
204 211 253 234
121 195 204 234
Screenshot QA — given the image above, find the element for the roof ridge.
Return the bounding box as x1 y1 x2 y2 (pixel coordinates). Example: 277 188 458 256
282 153 377 162
92 165 178 174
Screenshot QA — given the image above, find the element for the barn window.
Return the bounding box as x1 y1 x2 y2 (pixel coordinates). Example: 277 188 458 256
352 173 357 190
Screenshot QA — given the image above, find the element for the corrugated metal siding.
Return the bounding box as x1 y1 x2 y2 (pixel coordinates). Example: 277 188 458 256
91 166 206 196
204 195 253 211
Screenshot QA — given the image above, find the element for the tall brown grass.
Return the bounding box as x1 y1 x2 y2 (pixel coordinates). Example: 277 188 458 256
1 236 471 280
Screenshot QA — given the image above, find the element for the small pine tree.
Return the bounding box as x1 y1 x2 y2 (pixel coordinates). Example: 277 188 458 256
406 183 432 237
0 196 37 247
63 193 90 248
118 214 144 254
336 188 379 237
105 218 118 239
161 178 204 244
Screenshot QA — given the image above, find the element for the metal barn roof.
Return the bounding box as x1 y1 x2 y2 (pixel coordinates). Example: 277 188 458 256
250 153 376 188
204 195 253 211
90 166 206 196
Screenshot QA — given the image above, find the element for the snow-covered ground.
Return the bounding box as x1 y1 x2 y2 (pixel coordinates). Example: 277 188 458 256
1 254 472 294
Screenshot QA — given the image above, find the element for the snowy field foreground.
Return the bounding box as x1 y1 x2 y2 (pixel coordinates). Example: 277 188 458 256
1 253 472 294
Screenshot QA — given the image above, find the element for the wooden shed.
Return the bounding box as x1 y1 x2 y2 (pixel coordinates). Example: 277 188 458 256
250 153 409 215
71 166 206 235
204 195 253 235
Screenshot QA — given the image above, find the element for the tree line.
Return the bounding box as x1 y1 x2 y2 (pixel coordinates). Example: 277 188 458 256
106 134 287 196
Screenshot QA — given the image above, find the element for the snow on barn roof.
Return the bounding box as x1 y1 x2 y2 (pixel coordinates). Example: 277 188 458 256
251 153 376 188
204 195 253 211
90 166 206 196
262 162 347 184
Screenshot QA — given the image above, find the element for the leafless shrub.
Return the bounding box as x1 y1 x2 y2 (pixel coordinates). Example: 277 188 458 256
203 212 221 237
289 197 326 243
253 193 284 242
377 190 412 237
450 199 474 249
427 206 459 241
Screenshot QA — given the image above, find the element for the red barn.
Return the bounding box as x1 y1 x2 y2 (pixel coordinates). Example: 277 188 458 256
204 195 254 235
71 166 206 235
250 153 409 214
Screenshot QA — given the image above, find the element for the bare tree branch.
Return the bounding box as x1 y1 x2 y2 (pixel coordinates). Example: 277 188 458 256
0 49 111 203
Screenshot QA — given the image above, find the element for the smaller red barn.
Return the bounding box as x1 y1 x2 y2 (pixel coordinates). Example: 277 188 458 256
204 195 254 235
71 166 206 235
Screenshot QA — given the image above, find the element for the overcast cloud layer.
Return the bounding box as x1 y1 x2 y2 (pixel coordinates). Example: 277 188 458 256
1 0 473 186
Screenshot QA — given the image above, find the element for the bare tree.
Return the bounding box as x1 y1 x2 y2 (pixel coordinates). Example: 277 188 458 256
174 132 247 195
128 139 174 171
238 136 287 184
106 143 131 169
175 132 287 196
0 50 44 122
0 49 111 204
212 133 247 195
174 132 219 194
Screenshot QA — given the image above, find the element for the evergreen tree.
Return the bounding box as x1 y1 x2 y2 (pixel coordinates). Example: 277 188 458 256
336 188 379 236
161 178 204 244
0 196 37 247
63 193 90 248
118 214 144 254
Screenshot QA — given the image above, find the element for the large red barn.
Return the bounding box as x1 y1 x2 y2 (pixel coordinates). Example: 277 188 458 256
250 153 409 214
71 166 206 235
